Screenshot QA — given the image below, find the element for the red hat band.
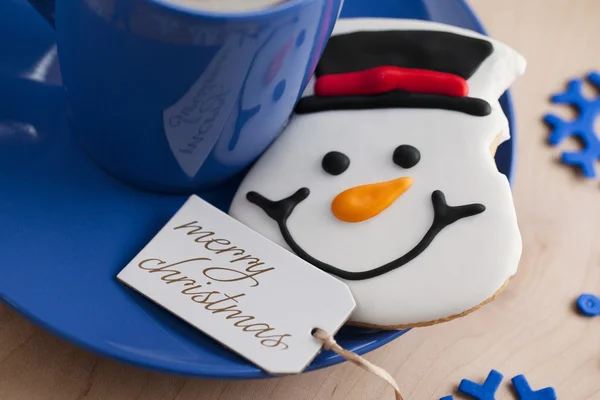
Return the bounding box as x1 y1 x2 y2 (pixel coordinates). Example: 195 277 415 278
314 66 469 98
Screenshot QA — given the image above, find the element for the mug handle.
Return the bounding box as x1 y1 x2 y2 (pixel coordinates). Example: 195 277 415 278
28 0 55 28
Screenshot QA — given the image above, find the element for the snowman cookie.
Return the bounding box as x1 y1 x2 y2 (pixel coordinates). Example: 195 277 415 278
229 19 526 329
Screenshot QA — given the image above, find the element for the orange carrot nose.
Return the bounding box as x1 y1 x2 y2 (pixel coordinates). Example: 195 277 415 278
331 177 413 223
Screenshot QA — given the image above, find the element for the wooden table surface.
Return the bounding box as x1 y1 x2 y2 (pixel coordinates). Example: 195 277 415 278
3 0 600 398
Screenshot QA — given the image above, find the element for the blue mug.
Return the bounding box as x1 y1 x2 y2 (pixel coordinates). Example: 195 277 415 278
28 0 342 193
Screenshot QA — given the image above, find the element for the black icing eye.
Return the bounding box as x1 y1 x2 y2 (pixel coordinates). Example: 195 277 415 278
322 151 350 175
393 145 420 169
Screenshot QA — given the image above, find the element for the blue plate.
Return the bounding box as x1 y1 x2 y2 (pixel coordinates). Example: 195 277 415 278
0 0 517 378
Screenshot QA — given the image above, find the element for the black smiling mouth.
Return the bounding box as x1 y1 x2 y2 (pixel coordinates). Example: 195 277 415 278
246 188 485 281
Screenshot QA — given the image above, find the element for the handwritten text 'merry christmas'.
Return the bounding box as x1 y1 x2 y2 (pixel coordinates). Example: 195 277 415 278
137 221 291 350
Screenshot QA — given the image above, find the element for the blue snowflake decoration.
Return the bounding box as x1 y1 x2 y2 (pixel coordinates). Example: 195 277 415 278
458 369 503 400
511 375 557 400
544 71 600 178
441 370 557 400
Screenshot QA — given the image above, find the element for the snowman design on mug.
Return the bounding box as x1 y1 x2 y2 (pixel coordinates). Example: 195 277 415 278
230 19 526 329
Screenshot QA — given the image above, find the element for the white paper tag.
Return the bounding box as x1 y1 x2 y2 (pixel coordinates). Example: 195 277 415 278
117 195 356 375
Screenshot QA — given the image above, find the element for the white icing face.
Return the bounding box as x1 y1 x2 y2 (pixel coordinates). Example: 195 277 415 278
229 19 524 328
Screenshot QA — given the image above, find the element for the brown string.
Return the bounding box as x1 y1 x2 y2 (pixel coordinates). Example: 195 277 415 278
312 328 404 400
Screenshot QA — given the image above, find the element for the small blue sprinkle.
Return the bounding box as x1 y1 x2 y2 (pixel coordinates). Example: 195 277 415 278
577 293 600 317
458 369 503 400
511 375 557 400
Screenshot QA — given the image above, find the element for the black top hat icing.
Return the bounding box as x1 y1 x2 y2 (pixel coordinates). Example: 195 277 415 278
295 30 494 116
